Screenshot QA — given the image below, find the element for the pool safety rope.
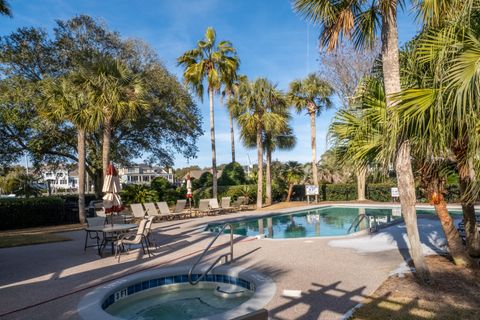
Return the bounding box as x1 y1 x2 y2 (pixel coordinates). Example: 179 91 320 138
0 237 257 318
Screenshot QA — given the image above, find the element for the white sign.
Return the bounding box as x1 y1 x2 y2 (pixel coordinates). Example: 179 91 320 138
391 187 399 198
305 185 319 196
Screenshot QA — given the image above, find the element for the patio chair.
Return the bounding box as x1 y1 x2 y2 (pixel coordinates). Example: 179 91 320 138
95 203 106 217
84 217 105 252
143 216 157 249
220 197 235 213
156 201 186 220
174 199 189 213
209 198 226 214
232 196 248 211
115 218 151 262
130 203 147 219
197 199 221 216
143 202 162 221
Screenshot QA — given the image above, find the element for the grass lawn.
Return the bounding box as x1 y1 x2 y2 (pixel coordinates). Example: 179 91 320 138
0 224 84 248
351 255 480 319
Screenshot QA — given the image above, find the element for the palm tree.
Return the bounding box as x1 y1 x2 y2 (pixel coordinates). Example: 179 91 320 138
178 27 240 198
41 76 99 224
0 0 11 17
229 77 288 208
283 161 304 202
78 56 145 180
396 1 480 258
287 74 333 195
293 0 430 282
329 77 388 199
264 127 296 206
222 75 246 163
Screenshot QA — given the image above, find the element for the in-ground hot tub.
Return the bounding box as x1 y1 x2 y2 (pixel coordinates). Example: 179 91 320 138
78 266 276 320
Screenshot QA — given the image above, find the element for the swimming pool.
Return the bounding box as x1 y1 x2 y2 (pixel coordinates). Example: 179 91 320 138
205 206 463 239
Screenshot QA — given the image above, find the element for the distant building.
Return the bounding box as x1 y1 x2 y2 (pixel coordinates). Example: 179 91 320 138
40 166 79 191
118 164 174 185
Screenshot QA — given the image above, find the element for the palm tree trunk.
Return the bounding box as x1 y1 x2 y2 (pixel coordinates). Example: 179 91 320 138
430 194 474 267
266 147 272 206
286 184 293 202
77 129 86 224
229 111 235 163
459 173 480 257
382 1 430 283
102 114 112 178
357 166 367 201
256 124 263 209
309 108 319 187
209 87 218 198
396 142 430 282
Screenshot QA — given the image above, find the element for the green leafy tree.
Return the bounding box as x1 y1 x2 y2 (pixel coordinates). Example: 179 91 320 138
178 27 240 198
287 73 333 190
218 162 246 186
0 167 40 198
293 0 430 282
0 17 202 193
196 171 213 189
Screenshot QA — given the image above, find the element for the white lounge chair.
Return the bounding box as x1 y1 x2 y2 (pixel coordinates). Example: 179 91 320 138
143 202 162 221
197 199 221 216
156 201 186 220
130 203 146 219
209 198 226 214
220 197 235 212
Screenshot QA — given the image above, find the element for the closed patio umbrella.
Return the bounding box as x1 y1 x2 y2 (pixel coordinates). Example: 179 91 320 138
103 163 123 226
186 175 192 211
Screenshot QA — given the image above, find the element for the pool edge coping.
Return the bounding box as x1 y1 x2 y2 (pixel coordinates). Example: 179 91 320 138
77 265 276 320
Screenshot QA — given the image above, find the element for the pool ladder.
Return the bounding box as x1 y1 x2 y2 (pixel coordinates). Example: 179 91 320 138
348 214 367 233
188 223 234 285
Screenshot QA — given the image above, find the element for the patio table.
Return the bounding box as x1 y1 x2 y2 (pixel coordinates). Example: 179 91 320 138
85 223 137 257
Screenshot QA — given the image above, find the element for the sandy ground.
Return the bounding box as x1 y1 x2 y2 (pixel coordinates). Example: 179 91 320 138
0 202 450 320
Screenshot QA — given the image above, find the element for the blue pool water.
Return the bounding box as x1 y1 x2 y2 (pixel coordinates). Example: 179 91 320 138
205 206 464 239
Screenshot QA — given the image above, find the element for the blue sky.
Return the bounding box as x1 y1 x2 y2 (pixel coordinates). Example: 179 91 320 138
1 0 421 169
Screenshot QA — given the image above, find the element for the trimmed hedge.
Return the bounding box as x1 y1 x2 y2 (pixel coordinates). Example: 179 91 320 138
0 194 99 230
190 183 463 205
0 197 68 230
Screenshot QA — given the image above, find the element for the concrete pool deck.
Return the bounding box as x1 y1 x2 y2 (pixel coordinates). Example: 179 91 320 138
0 203 457 319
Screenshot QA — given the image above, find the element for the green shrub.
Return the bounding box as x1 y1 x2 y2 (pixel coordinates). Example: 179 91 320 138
0 197 68 230
121 184 159 204
366 183 395 202
194 172 213 189
321 184 357 201
56 194 98 205
218 162 246 186
192 184 257 206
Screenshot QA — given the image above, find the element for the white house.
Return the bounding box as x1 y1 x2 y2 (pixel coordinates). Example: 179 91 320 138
118 164 174 185
40 166 79 191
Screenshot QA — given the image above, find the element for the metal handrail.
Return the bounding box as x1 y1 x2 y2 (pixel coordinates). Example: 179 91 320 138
348 214 367 233
188 223 234 285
